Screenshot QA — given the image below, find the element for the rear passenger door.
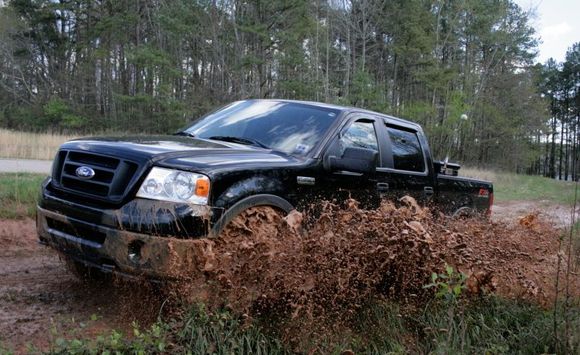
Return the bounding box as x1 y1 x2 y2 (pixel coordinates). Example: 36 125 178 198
375 121 435 204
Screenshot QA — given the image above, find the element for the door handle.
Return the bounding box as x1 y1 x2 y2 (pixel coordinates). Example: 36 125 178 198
377 182 389 191
424 186 434 196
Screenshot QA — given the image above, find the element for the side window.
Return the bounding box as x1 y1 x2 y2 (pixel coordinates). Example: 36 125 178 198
341 121 379 152
387 126 425 172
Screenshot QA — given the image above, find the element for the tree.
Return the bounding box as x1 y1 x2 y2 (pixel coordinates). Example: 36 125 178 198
0 0 563 176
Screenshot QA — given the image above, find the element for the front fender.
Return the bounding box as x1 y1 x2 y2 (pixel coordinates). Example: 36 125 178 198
214 175 286 209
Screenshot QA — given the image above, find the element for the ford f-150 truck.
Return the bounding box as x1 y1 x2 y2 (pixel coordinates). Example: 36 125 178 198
37 99 493 279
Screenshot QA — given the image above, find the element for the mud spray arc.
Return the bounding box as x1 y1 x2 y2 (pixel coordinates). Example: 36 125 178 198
161 196 578 346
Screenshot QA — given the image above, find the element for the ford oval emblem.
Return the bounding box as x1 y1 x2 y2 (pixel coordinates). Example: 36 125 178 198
75 166 95 179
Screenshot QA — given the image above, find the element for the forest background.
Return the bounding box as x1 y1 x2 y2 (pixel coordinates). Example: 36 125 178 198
0 0 578 179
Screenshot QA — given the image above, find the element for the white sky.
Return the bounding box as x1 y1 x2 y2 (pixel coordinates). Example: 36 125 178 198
514 0 580 64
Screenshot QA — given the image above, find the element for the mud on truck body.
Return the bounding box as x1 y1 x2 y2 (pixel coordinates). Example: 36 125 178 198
37 99 493 279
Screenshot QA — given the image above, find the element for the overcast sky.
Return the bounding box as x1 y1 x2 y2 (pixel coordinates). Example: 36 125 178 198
514 0 579 64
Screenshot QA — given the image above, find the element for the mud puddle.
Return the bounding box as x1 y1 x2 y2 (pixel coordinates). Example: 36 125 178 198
0 219 162 353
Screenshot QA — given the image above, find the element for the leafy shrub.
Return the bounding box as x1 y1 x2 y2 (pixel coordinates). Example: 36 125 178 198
43 98 88 130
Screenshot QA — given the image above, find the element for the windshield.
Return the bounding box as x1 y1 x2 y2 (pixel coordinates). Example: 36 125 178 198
183 100 340 155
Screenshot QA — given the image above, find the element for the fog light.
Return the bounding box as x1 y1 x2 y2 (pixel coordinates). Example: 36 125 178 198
128 240 145 263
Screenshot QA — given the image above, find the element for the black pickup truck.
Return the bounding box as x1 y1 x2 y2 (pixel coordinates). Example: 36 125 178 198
37 99 493 279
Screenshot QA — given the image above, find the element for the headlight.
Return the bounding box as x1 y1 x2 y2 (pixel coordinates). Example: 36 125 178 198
136 167 210 204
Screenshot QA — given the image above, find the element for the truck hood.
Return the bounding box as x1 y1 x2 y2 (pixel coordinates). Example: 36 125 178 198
59 135 303 173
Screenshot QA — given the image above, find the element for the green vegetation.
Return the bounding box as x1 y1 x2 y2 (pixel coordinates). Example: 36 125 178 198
26 298 576 354
462 168 577 204
43 305 286 355
424 264 468 301
0 173 45 219
1 0 578 176
493 173 577 204
416 298 577 354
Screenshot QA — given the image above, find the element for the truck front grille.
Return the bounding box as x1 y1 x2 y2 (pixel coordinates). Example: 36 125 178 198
52 150 139 203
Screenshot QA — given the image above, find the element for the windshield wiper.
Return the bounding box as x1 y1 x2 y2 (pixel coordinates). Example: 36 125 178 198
208 136 269 149
174 131 196 138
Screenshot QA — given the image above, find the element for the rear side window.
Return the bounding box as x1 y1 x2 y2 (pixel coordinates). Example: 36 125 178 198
387 126 425 172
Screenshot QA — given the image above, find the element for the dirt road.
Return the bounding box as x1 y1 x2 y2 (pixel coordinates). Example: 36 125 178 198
493 199 577 228
0 200 576 352
0 159 52 174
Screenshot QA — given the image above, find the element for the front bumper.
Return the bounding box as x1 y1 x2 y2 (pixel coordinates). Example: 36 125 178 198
37 179 222 279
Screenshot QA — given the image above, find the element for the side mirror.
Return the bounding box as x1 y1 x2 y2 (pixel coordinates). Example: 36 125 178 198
327 147 377 176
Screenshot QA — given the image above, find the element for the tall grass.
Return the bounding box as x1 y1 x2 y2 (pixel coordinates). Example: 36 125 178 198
0 129 79 160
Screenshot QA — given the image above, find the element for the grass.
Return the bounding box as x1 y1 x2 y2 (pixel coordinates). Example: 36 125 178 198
39 304 287 355
0 173 45 219
18 297 576 354
462 167 577 204
0 129 79 160
415 298 577 354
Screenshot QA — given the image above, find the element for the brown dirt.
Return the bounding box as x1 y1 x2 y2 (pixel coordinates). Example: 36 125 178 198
0 198 578 352
0 219 163 354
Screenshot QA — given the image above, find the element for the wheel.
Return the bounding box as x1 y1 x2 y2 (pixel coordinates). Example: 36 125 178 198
218 205 286 239
452 206 475 219
210 194 294 237
205 206 290 310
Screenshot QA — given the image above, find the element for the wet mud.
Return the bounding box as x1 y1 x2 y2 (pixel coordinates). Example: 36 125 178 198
0 219 164 353
170 198 579 344
0 198 578 352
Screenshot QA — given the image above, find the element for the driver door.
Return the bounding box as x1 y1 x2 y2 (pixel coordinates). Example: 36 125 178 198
317 116 383 209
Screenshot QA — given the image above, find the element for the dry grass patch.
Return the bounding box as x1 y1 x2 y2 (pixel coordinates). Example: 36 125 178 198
0 129 79 160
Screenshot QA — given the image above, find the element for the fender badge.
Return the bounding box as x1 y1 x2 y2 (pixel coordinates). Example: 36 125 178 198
297 176 315 186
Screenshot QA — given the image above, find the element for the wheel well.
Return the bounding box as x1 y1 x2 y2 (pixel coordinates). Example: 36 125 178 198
213 175 285 209
210 194 294 237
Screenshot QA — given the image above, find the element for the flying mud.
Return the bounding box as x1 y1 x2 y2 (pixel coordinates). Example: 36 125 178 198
0 199 577 351
168 197 579 344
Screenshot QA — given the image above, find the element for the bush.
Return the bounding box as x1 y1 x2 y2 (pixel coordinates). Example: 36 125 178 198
43 98 88 130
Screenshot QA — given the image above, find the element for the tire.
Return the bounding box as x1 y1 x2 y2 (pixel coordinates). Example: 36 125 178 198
218 205 286 239
211 194 293 237
452 206 475 219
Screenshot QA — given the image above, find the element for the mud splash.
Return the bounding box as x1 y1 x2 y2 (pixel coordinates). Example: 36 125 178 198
1 198 576 352
168 197 578 341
